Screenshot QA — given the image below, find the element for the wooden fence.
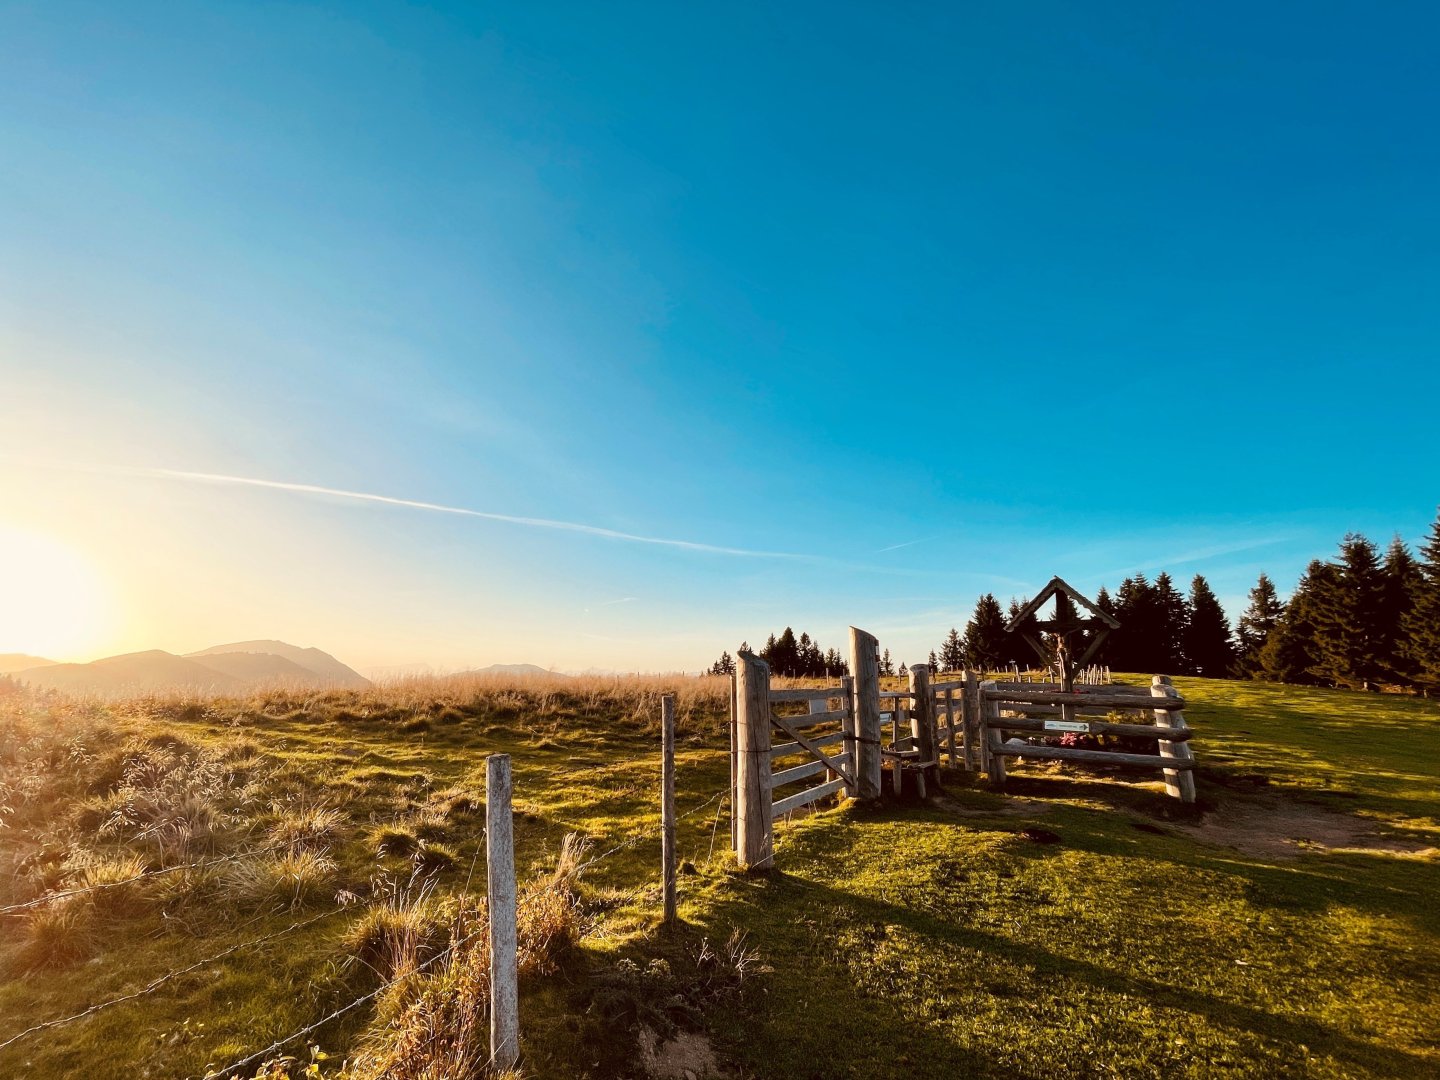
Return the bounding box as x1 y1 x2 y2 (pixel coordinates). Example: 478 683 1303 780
728 634 1198 868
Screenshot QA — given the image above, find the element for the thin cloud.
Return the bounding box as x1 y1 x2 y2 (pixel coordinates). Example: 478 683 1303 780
597 597 638 607
877 536 937 554
1095 536 1290 580
68 464 805 559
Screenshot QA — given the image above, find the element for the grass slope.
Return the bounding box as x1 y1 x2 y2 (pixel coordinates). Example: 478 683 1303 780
0 675 1436 1078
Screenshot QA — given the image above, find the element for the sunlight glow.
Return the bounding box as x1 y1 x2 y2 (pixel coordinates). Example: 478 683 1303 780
0 523 113 659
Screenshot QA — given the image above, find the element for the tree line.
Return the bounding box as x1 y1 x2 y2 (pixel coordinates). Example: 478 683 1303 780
708 508 1440 694
707 627 850 678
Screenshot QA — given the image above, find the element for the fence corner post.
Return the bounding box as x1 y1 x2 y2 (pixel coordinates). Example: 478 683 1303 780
979 680 1007 787
486 753 519 1072
849 626 882 801
908 663 938 788
661 693 677 921
735 651 774 869
1151 675 1196 804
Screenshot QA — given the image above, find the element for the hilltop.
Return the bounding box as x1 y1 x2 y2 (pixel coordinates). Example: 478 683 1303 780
8 640 369 695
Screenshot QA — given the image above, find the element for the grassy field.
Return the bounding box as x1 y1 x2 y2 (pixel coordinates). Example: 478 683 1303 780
0 674 1436 1078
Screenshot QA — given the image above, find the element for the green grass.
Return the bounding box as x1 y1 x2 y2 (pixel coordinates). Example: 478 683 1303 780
0 674 1437 1078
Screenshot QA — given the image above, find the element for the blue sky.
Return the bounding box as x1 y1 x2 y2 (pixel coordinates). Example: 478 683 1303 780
2 2 1437 672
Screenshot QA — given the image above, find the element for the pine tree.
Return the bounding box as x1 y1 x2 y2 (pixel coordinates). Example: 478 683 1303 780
1401 509 1440 694
1006 596 1043 671
1111 575 1160 672
1184 575 1234 677
1310 534 1388 690
1091 585 1115 666
1258 561 1335 684
879 648 895 677
927 650 939 672
963 594 1008 671
898 661 908 678
1379 535 1422 685
1153 572 1191 674
1234 573 1284 677
939 628 965 672
708 651 735 676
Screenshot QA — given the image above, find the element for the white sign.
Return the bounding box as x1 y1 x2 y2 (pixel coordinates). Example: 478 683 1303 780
1043 721 1090 733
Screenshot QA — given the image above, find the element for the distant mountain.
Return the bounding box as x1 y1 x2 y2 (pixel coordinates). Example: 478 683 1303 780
186 641 370 689
455 663 567 678
9 640 370 696
13 650 246 695
0 654 56 675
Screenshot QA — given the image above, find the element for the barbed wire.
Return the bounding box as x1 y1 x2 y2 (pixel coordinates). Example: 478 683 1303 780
0 906 349 1053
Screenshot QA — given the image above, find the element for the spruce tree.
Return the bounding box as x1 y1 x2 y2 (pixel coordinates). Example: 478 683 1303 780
1006 596 1043 670
898 661 908 678
1310 534 1388 690
1092 585 1115 666
879 648 895 677
1379 535 1421 685
940 628 965 672
1184 575 1235 677
1258 561 1334 684
1401 509 1440 694
1112 575 1160 672
1153 572 1191 674
1234 573 1284 677
964 594 1009 671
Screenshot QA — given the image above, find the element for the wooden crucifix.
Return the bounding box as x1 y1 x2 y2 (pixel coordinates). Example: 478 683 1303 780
1005 577 1119 712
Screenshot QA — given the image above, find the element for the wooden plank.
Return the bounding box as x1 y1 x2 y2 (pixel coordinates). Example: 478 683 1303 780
981 715 1195 741
773 752 853 787
879 690 914 700
770 730 846 759
991 741 1197 770
929 680 965 692
909 664 937 788
984 689 1185 711
769 713 857 789
772 777 846 816
770 687 847 702
777 708 847 725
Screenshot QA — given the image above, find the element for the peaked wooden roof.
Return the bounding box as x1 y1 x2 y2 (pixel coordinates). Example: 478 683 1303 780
1005 576 1120 631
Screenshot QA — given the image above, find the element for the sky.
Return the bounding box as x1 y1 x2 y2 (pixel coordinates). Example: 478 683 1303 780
2 2 1438 673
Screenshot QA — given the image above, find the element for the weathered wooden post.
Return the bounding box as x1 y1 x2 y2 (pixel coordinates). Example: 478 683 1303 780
980 680 1008 787
839 675 856 796
728 672 737 852
849 627 882 801
735 651 774 869
661 693 677 922
963 667 983 773
486 754 519 1071
942 687 958 764
908 663 938 788
1151 676 1196 804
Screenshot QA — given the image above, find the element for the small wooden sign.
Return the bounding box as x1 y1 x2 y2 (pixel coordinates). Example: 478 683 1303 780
1043 720 1090 733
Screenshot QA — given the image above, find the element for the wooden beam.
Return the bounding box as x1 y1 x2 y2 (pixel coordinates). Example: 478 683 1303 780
772 777 846 816
990 741 1196 771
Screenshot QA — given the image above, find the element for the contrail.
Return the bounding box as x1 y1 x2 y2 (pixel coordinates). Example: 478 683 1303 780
79 464 804 559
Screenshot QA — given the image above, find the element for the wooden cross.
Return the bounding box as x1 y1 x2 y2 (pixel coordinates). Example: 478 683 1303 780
1005 576 1119 694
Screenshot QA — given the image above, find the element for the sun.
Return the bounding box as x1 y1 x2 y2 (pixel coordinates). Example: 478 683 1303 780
0 523 113 659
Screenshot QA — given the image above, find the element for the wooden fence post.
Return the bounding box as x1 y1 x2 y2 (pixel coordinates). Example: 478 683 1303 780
728 673 737 853
735 651 773 869
963 668 982 773
1151 676 1196 804
486 754 519 1072
661 694 677 921
943 687 958 765
839 675 856 797
980 681 1007 787
849 626 882 801
909 663 937 787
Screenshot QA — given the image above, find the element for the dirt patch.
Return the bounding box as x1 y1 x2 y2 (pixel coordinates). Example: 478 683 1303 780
1176 794 1436 860
638 1026 723 1079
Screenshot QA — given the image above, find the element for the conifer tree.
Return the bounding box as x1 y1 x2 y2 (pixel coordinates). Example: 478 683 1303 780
1258 561 1334 684
1091 585 1115 666
1401 509 1440 694
898 661 908 678
1006 596 1042 671
879 648 895 677
1184 575 1235 677
939 628 965 671
1310 534 1388 690
927 650 939 672
1153 572 1191 674
963 594 1008 671
1234 573 1284 677
1111 575 1159 672
1379 535 1421 685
